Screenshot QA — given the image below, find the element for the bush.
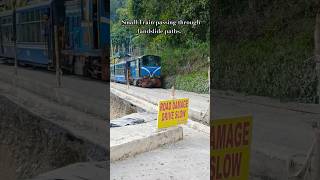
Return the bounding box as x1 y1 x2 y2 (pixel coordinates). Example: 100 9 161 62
175 71 209 94
213 31 318 103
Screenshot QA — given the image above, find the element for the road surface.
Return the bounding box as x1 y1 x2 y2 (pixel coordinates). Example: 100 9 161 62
111 125 209 180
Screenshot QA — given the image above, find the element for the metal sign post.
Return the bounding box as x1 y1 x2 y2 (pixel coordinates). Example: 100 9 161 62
127 68 129 90
171 86 176 99
208 56 210 93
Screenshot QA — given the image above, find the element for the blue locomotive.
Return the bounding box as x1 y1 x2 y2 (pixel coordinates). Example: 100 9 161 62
111 55 162 88
0 0 109 80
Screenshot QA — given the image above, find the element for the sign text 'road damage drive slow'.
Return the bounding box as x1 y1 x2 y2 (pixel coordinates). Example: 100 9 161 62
157 98 189 128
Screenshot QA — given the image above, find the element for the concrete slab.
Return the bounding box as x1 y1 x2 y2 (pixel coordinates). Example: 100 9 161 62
111 121 183 162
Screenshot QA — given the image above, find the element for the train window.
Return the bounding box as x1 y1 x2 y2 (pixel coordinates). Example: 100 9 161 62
115 64 125 75
35 10 40 20
142 56 161 67
40 8 49 21
110 65 115 76
17 8 48 43
130 61 136 67
21 13 24 22
20 13 24 22
26 11 30 22
1 15 13 43
30 10 35 21
104 0 109 15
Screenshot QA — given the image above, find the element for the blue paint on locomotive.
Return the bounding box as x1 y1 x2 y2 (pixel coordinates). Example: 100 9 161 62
140 66 161 78
99 0 109 48
65 0 109 52
135 55 161 80
65 8 81 49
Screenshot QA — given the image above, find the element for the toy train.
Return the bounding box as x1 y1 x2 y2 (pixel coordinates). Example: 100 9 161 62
0 0 109 80
110 55 162 88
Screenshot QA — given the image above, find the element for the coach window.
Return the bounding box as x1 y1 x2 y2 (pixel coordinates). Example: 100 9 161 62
40 9 49 43
30 10 36 42
18 9 45 43
2 16 12 43
115 64 125 75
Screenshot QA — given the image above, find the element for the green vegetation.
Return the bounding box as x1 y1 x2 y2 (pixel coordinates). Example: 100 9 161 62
0 0 31 11
213 0 320 103
111 0 210 94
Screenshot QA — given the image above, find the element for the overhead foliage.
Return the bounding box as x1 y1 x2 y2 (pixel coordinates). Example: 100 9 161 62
112 0 209 50
111 0 210 93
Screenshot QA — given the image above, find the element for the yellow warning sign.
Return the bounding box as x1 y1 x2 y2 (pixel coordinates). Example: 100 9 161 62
211 116 253 180
157 98 189 129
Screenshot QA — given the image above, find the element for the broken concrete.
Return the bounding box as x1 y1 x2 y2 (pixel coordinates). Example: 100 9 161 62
111 120 183 162
111 112 157 127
